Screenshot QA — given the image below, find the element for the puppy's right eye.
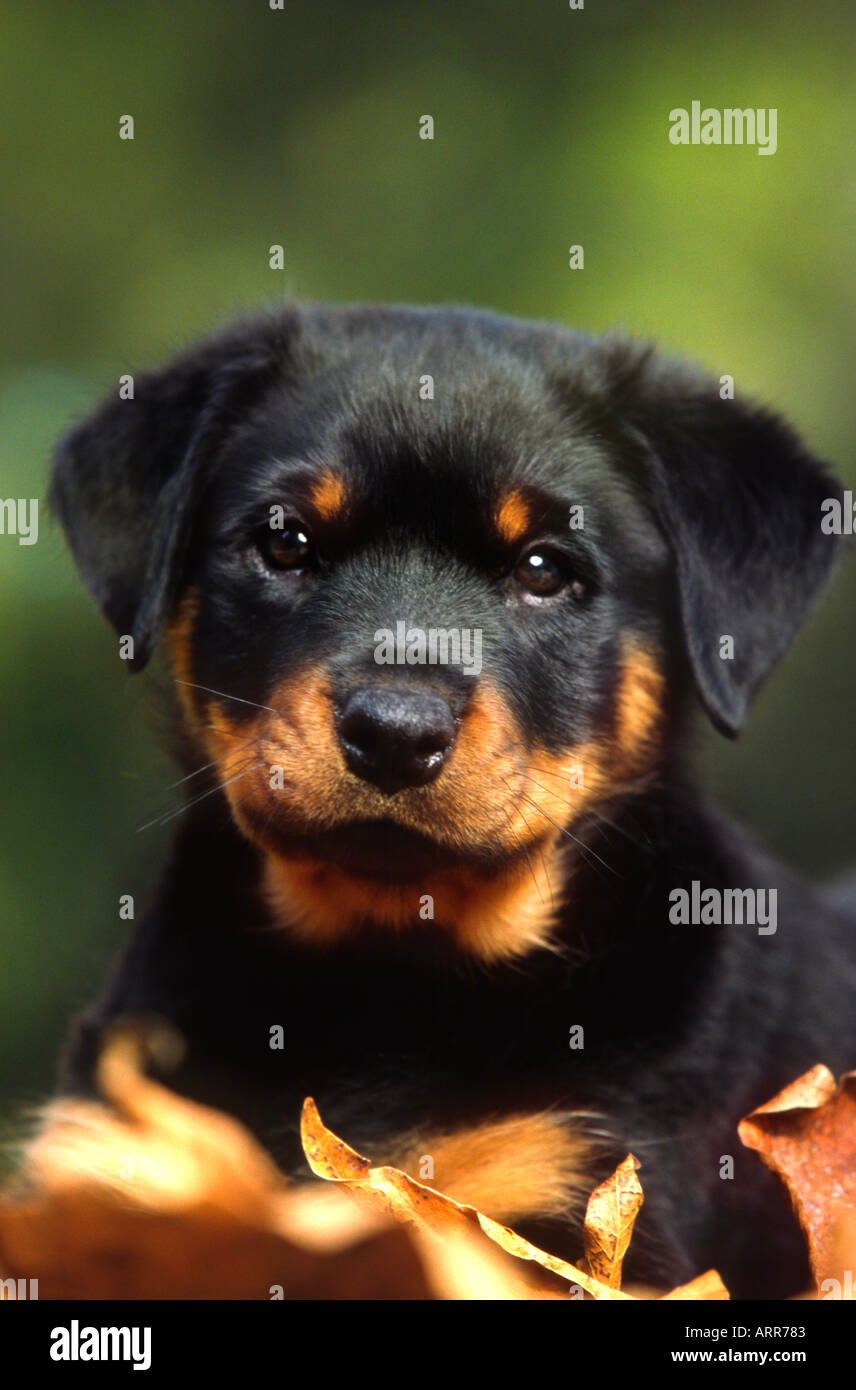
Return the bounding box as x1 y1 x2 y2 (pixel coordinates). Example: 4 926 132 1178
256 523 316 572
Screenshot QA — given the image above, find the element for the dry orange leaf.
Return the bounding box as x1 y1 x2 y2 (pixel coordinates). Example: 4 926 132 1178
300 1097 635 1299
660 1269 730 1301
0 1032 433 1299
582 1152 643 1288
1 1030 733 1299
300 1098 726 1300
738 1065 856 1290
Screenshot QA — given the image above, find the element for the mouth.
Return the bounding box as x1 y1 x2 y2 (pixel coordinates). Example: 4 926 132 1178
261 812 567 963
262 818 497 884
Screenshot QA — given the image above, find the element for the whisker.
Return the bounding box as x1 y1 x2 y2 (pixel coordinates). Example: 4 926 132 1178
165 736 262 790
520 769 580 817
578 805 652 847
500 737 605 776
500 798 547 905
176 680 279 715
509 783 616 878
137 758 264 832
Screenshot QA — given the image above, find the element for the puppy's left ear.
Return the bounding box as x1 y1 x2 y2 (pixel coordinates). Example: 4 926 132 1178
612 349 845 736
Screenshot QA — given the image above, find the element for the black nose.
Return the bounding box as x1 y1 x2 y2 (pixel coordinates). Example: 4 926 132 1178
338 688 457 794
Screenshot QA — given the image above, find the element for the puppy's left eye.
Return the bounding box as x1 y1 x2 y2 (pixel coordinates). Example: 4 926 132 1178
514 548 583 599
257 524 316 572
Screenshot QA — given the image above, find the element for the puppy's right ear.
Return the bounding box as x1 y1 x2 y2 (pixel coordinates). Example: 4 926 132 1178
49 316 292 670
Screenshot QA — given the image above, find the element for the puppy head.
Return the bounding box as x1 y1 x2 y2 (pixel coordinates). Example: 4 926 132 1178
51 305 844 960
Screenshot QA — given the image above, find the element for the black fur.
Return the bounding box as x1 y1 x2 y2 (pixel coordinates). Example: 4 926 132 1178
51 304 854 1298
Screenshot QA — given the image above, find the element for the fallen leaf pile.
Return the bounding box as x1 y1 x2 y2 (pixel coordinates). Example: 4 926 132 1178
0 1034 852 1299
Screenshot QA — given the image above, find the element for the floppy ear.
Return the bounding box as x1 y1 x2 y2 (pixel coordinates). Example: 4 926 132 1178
50 317 290 670
612 350 845 736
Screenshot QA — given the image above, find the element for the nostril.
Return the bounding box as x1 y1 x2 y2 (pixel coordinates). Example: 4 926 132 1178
338 688 457 793
414 729 449 757
340 706 382 757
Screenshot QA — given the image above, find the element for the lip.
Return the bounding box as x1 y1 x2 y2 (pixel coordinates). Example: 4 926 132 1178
264 818 484 883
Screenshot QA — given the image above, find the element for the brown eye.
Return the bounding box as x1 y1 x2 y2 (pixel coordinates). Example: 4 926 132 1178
515 548 572 597
258 524 315 572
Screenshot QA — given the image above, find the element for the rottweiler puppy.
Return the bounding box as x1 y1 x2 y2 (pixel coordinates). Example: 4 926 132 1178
50 304 855 1298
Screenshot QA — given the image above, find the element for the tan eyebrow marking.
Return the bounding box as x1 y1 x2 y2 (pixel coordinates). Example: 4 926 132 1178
494 489 530 546
309 470 348 523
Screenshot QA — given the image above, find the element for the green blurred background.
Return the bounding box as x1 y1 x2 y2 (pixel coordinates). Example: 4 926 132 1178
1 0 854 1142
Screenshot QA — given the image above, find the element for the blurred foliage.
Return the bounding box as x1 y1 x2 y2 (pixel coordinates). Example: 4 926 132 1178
1 0 854 1133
